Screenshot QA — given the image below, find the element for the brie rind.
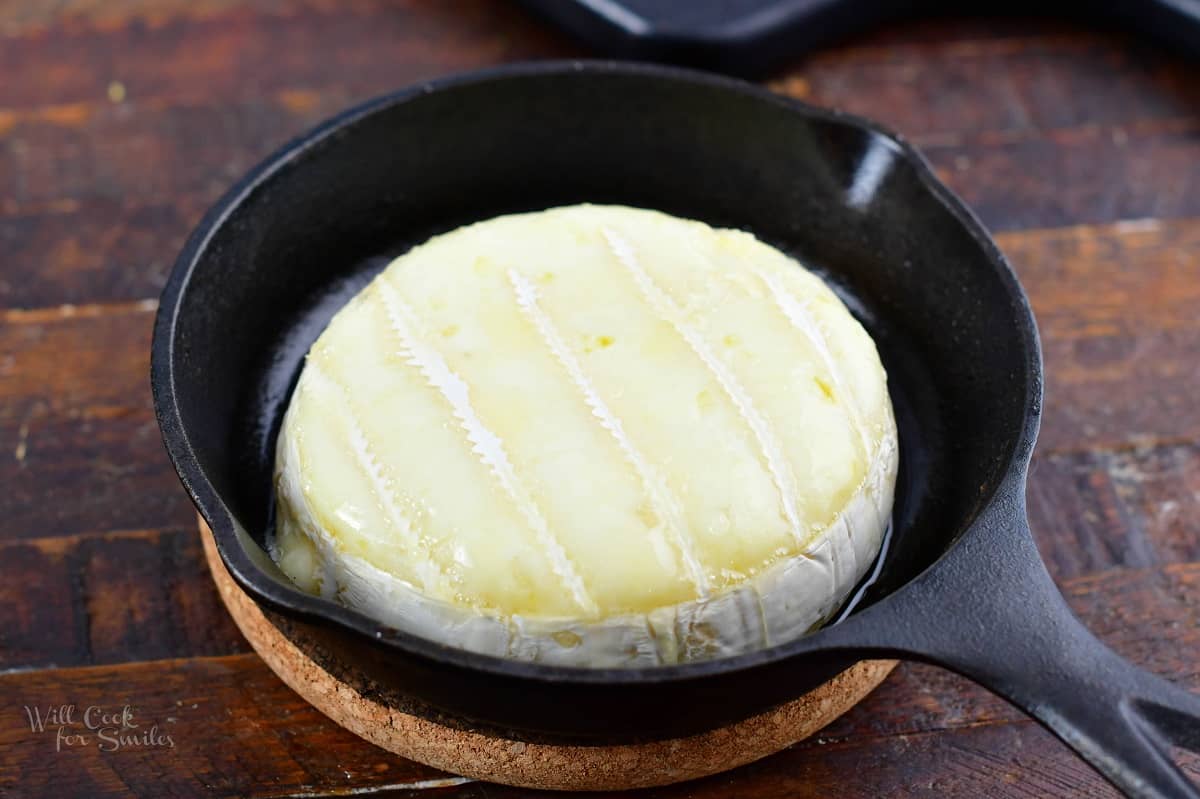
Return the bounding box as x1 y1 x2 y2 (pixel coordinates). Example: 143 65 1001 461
272 204 899 666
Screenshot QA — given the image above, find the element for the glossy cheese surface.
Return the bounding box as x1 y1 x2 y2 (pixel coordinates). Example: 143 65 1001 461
273 204 898 666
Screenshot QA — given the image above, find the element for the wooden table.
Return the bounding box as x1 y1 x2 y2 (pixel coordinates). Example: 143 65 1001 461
1 2 1197 797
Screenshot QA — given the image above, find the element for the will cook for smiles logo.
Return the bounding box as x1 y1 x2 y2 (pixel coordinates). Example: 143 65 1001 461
23 704 175 752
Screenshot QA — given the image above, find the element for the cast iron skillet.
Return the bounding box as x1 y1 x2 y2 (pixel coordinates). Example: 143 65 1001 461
152 61 1200 798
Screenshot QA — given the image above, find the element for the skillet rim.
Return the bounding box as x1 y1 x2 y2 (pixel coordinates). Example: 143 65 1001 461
151 58 1043 686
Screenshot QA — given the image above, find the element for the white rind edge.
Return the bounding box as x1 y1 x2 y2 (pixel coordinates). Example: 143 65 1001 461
271 391 899 668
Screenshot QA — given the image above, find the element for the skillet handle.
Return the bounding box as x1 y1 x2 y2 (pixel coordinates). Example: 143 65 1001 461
842 501 1200 798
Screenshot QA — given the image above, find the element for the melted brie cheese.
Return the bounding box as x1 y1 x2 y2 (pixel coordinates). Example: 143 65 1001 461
273 204 898 666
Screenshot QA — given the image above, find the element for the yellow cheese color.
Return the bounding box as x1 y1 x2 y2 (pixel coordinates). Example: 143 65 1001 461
273 204 898 666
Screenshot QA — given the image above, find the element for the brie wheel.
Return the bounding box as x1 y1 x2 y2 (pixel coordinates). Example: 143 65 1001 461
273 204 898 666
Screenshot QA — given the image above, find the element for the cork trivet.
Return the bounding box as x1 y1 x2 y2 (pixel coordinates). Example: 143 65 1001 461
201 520 896 791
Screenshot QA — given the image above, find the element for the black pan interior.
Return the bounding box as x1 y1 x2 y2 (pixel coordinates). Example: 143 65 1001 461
164 63 1035 663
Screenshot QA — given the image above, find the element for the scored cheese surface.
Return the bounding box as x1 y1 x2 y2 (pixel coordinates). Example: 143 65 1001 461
273 204 899 666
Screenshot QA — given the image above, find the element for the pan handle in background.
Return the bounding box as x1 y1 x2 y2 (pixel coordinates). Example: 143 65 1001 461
828 494 1200 799
518 0 1200 77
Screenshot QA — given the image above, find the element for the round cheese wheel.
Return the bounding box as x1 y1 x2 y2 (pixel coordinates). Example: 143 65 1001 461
273 204 898 666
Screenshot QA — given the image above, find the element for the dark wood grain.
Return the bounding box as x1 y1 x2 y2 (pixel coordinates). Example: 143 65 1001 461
0 304 195 539
1 1 1198 796
1030 444 1200 580
447 721 1197 799
0 0 572 109
1000 218 1200 455
930 122 1200 231
2 2 1191 130
0 654 456 799
5 121 1199 310
2 8 1199 308
0 198 199 308
774 34 1200 135
0 528 249 671
2 562 1196 798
